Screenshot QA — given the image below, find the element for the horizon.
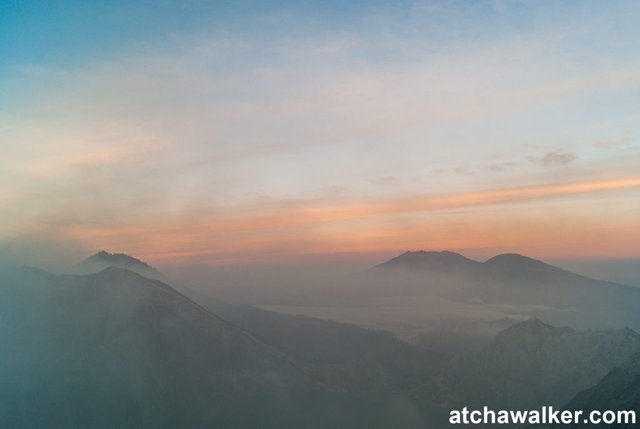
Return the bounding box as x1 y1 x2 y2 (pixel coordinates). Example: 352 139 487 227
2 0 640 267
12 247 636 289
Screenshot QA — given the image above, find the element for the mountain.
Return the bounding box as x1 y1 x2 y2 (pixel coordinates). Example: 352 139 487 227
369 251 640 332
375 251 586 283
438 319 640 411
77 251 162 279
0 266 300 428
561 353 640 428
374 250 481 274
210 251 640 344
482 253 574 282
0 266 447 429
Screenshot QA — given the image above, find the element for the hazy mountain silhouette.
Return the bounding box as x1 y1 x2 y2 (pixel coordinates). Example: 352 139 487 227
439 318 640 411
77 251 162 279
0 266 302 428
3 249 638 428
374 250 482 274
0 266 447 428
375 251 586 282
482 253 574 281
370 251 640 332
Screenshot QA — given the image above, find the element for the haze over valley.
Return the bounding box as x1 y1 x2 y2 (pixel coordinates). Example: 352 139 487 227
3 249 640 427
172 250 640 344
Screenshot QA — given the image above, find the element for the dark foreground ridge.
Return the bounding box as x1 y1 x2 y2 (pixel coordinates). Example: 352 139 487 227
0 266 447 429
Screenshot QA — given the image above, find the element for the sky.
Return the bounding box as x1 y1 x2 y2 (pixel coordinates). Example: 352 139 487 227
1 0 639 266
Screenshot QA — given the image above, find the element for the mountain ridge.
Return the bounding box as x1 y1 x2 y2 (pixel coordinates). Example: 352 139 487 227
77 250 163 279
75 266 301 367
0 265 447 428
374 250 588 280
0 266 311 428
439 318 640 411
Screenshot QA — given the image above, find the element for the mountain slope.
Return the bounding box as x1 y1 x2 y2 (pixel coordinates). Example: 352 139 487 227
482 253 577 282
439 319 640 410
0 266 448 429
562 354 640 428
0 266 299 428
202 298 444 391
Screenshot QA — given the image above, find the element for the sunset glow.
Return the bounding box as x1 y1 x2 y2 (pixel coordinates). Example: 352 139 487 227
2 0 639 266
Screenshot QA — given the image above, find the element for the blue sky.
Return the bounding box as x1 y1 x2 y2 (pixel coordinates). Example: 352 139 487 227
5 0 631 70
1 0 640 265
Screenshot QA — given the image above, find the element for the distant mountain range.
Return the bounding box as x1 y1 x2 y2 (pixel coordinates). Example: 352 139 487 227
370 250 640 332
375 250 605 284
2 250 639 428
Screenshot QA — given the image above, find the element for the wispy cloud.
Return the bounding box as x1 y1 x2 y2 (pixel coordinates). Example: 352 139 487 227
52 176 640 263
593 135 634 150
3 1 640 262
528 151 577 167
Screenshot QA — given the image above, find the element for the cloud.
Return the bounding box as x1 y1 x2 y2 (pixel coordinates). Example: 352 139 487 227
3 2 640 263
486 162 516 172
528 151 577 167
371 176 402 186
55 176 640 263
593 135 634 150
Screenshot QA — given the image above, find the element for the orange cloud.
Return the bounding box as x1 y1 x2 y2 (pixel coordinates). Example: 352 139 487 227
63 176 640 264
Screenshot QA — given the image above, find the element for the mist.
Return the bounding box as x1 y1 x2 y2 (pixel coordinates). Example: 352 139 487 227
4 236 640 427
5 234 640 346
159 251 640 346
555 259 640 288
0 234 88 274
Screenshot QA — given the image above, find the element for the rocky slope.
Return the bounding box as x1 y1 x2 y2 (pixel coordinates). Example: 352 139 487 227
439 319 640 410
